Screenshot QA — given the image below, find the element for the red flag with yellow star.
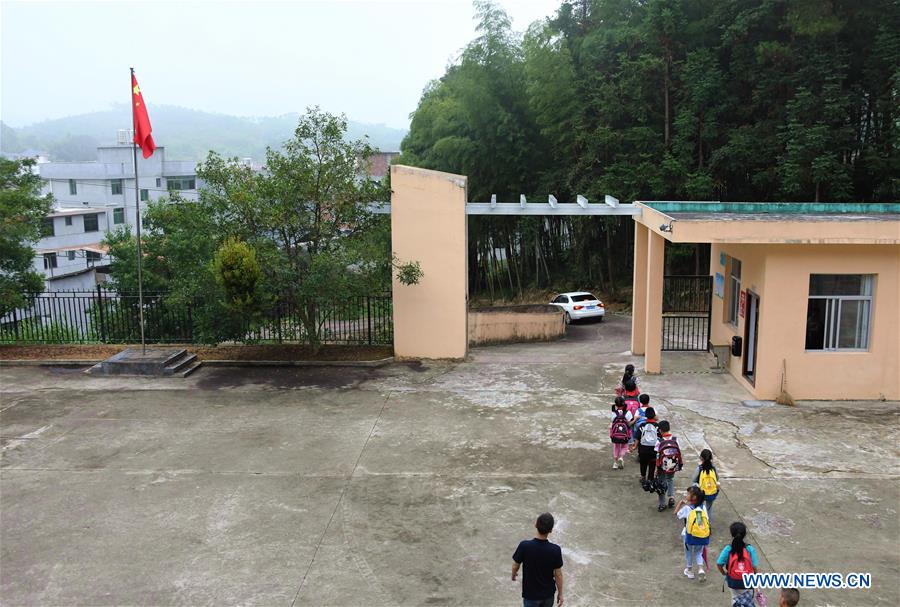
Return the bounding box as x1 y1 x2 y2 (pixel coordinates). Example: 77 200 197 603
131 73 156 158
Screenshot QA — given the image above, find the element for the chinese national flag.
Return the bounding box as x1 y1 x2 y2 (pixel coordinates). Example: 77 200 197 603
132 73 156 158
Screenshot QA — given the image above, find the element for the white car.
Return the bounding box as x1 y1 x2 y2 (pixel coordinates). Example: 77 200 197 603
550 292 606 324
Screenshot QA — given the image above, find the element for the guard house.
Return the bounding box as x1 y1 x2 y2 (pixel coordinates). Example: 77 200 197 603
631 202 900 401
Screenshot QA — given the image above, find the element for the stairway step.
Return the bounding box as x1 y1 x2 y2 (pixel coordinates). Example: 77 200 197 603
165 353 198 374
180 361 203 377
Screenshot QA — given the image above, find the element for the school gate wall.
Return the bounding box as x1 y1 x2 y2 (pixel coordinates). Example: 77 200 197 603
709 242 900 401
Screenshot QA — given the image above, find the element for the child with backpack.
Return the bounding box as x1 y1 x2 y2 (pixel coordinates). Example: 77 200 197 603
675 486 711 581
692 449 721 518
655 420 683 512
716 522 760 604
609 396 633 469
621 379 641 412
629 393 651 456
636 407 659 490
615 364 640 396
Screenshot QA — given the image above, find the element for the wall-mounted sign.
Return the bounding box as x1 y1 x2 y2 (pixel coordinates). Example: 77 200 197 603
739 289 746 318
714 273 725 299
719 252 726 266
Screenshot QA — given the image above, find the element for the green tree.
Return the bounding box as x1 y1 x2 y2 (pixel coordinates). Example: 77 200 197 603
213 237 262 316
0 158 53 317
107 107 420 346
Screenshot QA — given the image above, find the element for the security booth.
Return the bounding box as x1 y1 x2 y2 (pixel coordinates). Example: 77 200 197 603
631 202 900 401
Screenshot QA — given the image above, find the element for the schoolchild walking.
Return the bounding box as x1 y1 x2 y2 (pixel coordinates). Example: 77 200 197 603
692 449 721 518
654 420 683 511
615 364 640 396
675 486 711 581
629 393 651 455
716 522 760 605
609 396 633 469
635 407 659 489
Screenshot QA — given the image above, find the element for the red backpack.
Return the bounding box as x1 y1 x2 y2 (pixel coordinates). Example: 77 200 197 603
726 547 755 581
609 410 631 444
656 437 683 472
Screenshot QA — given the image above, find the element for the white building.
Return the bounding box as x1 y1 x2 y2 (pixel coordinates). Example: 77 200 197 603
33 134 200 291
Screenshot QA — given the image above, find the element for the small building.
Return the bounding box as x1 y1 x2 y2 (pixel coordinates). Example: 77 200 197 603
631 202 900 401
31 134 201 289
39 132 200 210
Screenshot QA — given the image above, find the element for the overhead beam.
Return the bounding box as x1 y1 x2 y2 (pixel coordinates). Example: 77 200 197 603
464 202 640 216
370 199 642 216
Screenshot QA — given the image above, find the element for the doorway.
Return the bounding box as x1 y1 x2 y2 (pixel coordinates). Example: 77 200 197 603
742 291 760 384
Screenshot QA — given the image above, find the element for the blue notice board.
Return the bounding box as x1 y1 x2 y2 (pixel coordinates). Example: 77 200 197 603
719 252 726 266
714 273 725 299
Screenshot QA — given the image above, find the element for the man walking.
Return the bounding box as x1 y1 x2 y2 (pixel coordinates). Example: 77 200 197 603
512 512 564 607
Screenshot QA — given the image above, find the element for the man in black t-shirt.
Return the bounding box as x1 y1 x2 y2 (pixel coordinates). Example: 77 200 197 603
511 512 564 607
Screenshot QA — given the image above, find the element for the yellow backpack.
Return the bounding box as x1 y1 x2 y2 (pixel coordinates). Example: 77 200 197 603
686 507 710 539
698 468 718 496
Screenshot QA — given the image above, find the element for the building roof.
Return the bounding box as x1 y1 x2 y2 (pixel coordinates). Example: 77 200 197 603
36 243 108 254
640 201 900 220
48 207 111 217
634 201 900 245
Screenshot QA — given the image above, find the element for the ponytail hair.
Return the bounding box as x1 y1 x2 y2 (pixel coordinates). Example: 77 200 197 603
729 522 747 562
700 448 714 472
622 364 635 384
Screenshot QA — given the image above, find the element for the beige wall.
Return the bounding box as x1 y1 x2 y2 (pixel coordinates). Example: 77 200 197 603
710 243 900 400
632 222 649 355
468 306 565 346
390 165 468 359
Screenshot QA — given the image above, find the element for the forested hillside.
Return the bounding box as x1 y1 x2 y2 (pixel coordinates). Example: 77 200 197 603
1 106 406 161
400 0 899 301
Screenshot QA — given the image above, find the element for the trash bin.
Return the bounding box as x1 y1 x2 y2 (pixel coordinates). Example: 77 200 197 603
731 336 743 357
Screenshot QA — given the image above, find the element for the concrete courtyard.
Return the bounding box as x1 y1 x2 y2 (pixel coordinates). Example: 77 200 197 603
1 314 898 606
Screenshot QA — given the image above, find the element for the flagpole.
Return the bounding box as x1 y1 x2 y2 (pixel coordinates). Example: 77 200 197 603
130 67 147 354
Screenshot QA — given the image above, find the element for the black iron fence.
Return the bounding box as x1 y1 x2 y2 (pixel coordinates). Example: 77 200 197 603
662 275 712 352
0 287 393 345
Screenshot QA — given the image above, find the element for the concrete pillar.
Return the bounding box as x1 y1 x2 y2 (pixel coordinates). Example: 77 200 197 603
644 230 665 373
631 222 649 354
390 165 468 359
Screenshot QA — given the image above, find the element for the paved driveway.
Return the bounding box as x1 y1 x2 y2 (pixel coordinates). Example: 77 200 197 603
1 314 897 606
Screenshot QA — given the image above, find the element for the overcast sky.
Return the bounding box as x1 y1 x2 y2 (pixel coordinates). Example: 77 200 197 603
0 0 560 128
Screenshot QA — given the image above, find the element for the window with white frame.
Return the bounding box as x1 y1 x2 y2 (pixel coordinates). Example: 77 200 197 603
113 207 125 224
805 275 874 350
727 257 741 325
167 176 196 191
43 253 57 269
83 213 99 233
68 179 77 195
111 179 123 195
67 251 76 261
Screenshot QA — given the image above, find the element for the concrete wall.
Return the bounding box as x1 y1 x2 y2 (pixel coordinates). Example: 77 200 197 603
468 305 565 346
390 165 468 359
710 243 900 400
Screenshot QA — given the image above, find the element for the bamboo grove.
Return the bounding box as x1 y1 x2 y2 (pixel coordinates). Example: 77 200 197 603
397 0 899 302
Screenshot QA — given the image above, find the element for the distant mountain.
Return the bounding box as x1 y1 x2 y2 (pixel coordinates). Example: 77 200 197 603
1 105 407 161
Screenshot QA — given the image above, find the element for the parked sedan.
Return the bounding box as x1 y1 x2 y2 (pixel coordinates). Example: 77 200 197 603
550 292 606 324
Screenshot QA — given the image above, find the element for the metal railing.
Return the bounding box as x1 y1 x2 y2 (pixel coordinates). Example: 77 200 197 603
0 287 393 346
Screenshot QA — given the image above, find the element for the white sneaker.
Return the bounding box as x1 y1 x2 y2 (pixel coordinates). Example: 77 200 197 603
617 457 625 468
683 568 695 579
612 461 619 469
697 568 707 582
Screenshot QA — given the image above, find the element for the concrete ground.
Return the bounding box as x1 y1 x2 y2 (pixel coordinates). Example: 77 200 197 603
1 314 897 607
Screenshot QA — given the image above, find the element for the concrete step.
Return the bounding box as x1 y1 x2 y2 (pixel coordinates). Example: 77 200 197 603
179 360 203 378
86 348 200 377
164 353 197 375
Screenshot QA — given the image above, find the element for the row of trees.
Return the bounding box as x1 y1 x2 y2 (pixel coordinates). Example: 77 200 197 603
400 0 899 300
104 108 420 345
